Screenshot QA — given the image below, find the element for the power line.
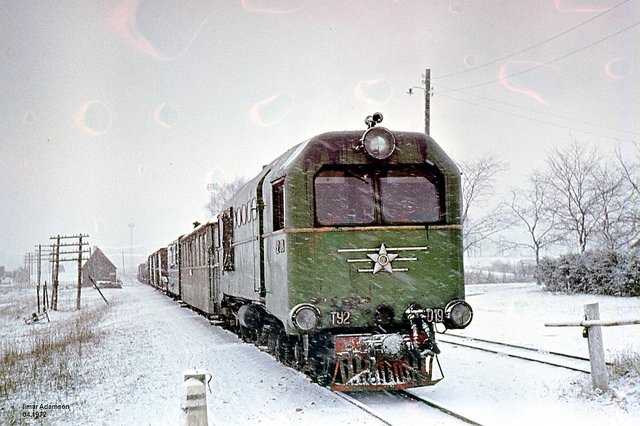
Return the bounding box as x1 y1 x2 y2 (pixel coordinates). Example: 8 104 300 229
439 92 636 141
435 20 640 94
434 86 640 137
435 0 636 80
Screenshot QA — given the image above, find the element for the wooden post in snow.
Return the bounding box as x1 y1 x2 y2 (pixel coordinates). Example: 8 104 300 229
543 303 640 391
182 370 208 426
584 303 609 391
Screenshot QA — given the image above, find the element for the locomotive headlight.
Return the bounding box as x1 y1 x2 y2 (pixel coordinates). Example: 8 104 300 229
444 300 473 329
361 127 396 160
289 304 321 332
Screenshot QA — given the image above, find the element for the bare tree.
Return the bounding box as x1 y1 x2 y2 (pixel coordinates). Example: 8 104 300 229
506 172 563 265
459 154 511 254
543 139 604 253
616 142 640 197
591 161 638 250
205 176 248 218
544 138 639 253
614 143 640 247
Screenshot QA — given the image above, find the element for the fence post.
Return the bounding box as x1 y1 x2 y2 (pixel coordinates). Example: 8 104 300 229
182 369 208 426
584 303 609 391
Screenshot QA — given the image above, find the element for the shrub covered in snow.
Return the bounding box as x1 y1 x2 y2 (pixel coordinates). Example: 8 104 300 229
536 250 640 296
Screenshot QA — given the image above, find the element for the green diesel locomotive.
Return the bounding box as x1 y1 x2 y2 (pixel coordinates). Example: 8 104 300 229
155 113 473 391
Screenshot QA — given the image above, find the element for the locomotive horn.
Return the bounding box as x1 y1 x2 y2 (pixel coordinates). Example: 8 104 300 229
364 112 384 128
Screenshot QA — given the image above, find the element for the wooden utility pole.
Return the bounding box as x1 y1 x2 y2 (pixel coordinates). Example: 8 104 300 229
424 68 431 135
24 252 36 285
49 234 89 310
43 281 49 311
76 235 83 310
407 68 432 135
33 244 51 313
36 245 42 313
51 236 61 310
128 223 135 278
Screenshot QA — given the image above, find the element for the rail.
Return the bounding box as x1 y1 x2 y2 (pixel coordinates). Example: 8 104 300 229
544 302 640 392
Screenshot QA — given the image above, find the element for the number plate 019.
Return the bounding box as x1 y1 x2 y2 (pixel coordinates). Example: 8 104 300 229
424 308 445 323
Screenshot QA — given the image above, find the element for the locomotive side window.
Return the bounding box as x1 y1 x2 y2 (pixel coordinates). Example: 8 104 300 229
315 170 375 226
272 178 285 231
379 171 441 223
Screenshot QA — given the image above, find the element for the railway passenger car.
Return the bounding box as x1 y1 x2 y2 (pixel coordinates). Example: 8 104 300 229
179 222 218 313
148 248 167 292
167 238 182 298
137 262 149 285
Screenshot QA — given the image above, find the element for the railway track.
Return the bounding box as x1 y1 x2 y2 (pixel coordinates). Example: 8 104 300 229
334 333 601 425
336 389 484 425
437 333 600 374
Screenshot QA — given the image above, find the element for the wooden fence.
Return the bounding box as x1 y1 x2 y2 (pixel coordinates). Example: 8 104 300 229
545 303 640 391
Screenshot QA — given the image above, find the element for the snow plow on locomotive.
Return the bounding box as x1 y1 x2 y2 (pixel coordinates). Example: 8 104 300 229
142 114 473 391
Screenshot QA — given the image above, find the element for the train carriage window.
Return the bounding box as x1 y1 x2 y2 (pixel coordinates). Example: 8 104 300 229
380 170 441 223
200 234 204 266
272 178 285 231
222 208 235 271
197 235 201 266
314 169 375 226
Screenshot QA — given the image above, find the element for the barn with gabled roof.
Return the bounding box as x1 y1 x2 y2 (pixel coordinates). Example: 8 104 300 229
82 247 118 287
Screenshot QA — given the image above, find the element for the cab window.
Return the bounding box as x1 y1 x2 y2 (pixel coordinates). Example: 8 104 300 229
379 171 441 223
314 170 375 226
313 166 442 226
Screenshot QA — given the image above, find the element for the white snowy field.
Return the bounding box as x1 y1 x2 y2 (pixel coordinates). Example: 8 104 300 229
416 282 640 425
1 279 639 425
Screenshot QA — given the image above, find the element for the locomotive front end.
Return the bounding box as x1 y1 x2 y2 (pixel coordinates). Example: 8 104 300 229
275 114 472 391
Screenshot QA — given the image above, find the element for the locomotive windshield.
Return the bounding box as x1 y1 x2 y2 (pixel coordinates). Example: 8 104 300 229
314 170 376 225
314 166 443 226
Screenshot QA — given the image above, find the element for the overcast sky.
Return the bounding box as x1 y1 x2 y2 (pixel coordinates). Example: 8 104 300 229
1 0 638 270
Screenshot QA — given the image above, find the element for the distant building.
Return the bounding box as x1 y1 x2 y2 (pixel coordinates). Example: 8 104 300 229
82 247 117 287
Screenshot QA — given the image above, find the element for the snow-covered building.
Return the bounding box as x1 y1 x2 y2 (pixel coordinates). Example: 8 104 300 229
82 247 118 287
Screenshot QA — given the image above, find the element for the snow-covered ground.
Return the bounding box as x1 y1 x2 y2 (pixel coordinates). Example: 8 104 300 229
417 282 640 425
1 279 638 425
